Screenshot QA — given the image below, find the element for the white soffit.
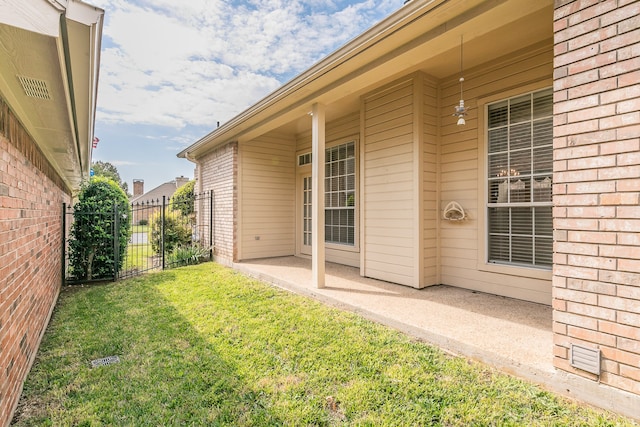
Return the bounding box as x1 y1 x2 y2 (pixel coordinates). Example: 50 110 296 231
0 0 61 37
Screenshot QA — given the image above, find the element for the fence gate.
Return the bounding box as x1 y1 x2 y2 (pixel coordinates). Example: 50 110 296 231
63 191 213 284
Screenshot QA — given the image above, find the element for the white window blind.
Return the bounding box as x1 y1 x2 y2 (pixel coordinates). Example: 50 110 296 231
487 88 553 268
325 141 355 246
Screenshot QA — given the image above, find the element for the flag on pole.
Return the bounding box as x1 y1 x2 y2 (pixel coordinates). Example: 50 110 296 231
92 137 99 148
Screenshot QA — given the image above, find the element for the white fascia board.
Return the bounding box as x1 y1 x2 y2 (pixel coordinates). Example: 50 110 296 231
66 0 104 26
0 0 62 37
64 1 104 178
56 0 104 190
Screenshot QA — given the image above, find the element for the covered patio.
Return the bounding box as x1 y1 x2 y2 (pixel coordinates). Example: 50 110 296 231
234 256 552 372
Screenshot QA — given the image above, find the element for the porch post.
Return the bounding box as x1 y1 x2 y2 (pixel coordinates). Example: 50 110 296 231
311 103 326 288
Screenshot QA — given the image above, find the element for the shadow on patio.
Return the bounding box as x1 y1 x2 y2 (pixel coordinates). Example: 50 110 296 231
233 256 554 384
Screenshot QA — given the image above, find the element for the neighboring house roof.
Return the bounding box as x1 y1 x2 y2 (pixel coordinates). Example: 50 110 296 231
0 0 104 193
130 178 190 205
178 0 552 159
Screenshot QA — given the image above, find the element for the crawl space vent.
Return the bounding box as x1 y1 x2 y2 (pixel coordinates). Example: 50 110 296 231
570 344 600 375
17 75 52 100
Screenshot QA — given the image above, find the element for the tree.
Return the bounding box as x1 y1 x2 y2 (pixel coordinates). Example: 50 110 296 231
149 210 192 256
92 161 130 196
170 180 195 217
68 176 131 281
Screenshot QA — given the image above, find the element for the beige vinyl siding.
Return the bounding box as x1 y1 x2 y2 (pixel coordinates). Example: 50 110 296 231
362 78 416 286
439 42 553 304
239 132 296 259
297 113 360 267
423 76 439 285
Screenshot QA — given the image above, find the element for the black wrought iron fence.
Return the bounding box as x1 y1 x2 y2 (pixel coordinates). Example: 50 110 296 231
63 191 213 284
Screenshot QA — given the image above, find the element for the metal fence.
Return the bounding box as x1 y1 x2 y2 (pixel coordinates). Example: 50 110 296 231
63 191 213 284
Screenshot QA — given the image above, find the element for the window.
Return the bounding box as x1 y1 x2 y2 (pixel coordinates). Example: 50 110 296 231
487 88 552 268
325 141 355 245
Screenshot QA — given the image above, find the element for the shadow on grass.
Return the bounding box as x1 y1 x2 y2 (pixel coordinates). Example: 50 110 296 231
241 257 551 331
12 271 282 426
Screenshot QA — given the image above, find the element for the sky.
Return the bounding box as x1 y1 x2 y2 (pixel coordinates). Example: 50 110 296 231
89 0 401 193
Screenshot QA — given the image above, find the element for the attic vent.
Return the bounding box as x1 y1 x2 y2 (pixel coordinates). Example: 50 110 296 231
17 75 52 100
570 344 600 375
298 152 312 166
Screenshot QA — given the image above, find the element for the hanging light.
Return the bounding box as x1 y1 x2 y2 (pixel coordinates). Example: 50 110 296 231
453 35 468 126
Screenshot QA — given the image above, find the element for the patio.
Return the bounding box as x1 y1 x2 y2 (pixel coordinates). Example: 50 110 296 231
234 257 553 375
232 256 639 418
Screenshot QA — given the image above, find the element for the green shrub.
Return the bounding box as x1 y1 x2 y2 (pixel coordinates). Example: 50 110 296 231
138 219 148 226
150 210 192 255
68 176 131 280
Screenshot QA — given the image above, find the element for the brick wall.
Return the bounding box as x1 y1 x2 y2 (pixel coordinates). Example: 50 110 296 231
198 141 237 263
553 0 640 394
0 98 71 426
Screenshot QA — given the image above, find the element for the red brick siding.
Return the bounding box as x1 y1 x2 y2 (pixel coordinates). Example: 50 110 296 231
553 0 640 394
0 98 71 426
198 142 237 263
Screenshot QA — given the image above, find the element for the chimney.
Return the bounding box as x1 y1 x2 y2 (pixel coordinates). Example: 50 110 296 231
133 179 144 197
175 176 189 188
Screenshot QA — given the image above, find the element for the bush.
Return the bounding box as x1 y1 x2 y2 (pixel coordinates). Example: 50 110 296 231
68 176 131 280
138 219 148 226
150 210 192 255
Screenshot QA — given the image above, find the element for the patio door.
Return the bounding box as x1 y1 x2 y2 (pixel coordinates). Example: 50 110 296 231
301 174 312 255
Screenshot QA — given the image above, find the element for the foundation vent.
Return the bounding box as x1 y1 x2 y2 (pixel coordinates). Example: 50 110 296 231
90 355 120 368
17 75 52 100
570 344 600 375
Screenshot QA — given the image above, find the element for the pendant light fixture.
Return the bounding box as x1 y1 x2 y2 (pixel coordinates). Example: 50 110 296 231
453 35 468 126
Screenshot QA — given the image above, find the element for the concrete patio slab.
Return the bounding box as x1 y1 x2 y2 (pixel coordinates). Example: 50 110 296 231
234 256 553 372
231 256 640 420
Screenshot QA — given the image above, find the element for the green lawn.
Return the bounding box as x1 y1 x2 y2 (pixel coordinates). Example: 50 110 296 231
13 263 637 426
131 224 149 233
124 242 154 272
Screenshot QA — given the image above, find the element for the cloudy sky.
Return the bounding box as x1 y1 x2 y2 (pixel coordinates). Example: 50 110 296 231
89 0 400 193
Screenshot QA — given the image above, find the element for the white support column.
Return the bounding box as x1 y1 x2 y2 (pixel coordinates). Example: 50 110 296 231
311 103 326 288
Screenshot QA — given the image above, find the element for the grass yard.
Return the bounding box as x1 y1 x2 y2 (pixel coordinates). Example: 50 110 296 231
13 263 637 426
124 242 154 272
131 224 149 233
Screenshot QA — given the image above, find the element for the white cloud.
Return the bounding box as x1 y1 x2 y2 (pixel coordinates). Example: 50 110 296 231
92 0 399 129
109 160 138 166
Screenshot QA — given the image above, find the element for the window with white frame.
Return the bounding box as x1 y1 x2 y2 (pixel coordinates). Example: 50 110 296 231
325 141 355 246
487 88 553 268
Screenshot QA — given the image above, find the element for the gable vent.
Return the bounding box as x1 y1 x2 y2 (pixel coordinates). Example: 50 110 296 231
570 344 601 375
17 75 52 100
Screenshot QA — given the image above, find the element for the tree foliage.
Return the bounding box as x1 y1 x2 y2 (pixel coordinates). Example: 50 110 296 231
170 180 195 217
150 210 192 256
68 176 131 281
92 161 130 196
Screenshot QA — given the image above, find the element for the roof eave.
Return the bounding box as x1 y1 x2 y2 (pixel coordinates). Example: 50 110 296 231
178 0 446 160
0 0 104 194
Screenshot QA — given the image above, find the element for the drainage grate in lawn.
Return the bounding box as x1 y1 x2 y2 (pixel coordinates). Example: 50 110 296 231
90 356 120 368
